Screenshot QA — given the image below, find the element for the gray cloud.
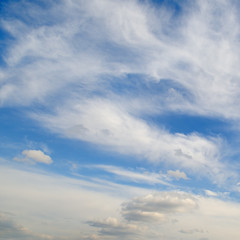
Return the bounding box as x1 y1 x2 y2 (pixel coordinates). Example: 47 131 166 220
122 191 198 222
87 217 140 239
0 213 52 240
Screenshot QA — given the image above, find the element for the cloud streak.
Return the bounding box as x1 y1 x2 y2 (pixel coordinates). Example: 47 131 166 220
82 164 171 186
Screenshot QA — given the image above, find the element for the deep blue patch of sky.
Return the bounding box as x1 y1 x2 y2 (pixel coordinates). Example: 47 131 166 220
109 73 236 140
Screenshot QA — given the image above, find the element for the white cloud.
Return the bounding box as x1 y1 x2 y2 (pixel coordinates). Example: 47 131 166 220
14 150 52 165
167 169 189 180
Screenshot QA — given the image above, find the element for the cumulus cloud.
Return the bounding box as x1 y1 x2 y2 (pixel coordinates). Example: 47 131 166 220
167 169 189 180
122 191 198 222
88 190 240 239
14 150 52 165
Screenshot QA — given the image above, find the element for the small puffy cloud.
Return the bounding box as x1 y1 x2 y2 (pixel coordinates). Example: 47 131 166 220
22 150 52 164
167 170 189 180
122 192 197 222
14 150 52 165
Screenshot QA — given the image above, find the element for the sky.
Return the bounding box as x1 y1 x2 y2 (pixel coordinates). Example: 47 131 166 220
1 0 240 239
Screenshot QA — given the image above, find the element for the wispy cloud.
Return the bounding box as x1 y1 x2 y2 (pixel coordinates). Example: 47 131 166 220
1 0 239 185
2 0 240 118
33 98 231 184
79 164 171 186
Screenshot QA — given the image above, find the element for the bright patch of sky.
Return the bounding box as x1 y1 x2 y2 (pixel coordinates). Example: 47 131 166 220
1 0 240 239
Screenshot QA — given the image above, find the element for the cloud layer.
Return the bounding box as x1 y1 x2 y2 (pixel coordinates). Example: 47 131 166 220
1 165 240 240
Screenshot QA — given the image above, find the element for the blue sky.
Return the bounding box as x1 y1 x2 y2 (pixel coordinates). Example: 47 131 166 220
1 0 240 239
